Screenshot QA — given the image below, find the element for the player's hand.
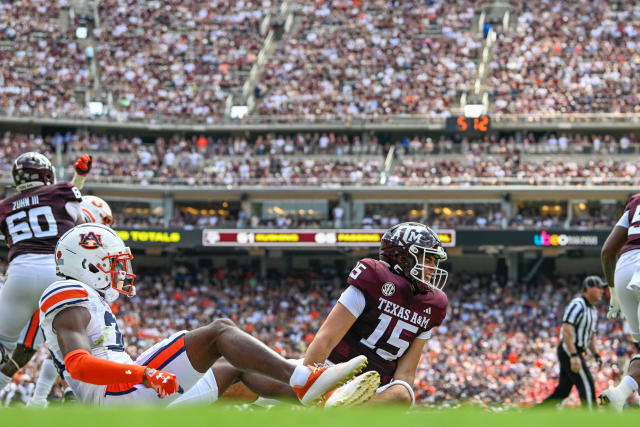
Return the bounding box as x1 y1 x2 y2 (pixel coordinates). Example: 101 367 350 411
607 287 621 319
143 367 181 398
74 154 92 176
570 356 581 373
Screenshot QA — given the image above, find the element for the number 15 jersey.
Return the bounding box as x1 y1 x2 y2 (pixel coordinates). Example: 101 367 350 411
0 183 82 261
328 258 448 385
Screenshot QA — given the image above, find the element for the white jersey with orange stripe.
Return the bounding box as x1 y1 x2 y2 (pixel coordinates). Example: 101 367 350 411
39 279 133 403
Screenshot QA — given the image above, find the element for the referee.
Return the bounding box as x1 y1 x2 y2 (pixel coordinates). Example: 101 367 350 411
541 275 606 409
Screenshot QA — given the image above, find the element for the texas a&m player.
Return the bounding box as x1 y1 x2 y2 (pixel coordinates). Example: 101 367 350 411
38 223 373 406
600 193 640 410
0 152 92 393
212 222 449 407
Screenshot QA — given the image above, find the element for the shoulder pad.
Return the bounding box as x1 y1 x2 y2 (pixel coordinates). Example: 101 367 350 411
39 280 90 318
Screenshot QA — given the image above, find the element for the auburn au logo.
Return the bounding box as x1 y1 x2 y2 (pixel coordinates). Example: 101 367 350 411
79 232 103 249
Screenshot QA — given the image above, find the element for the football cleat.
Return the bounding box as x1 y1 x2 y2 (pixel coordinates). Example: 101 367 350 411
599 387 625 412
293 355 368 406
324 370 381 408
26 398 49 408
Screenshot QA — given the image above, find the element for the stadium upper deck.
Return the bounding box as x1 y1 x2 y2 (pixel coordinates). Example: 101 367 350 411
1 0 639 124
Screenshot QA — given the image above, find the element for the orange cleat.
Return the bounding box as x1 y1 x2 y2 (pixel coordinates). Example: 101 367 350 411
293 355 368 406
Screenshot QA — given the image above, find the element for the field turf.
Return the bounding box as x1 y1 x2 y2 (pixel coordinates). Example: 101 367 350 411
2 404 637 427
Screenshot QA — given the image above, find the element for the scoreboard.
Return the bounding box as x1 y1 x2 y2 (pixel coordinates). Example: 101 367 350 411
445 115 490 133
202 229 456 248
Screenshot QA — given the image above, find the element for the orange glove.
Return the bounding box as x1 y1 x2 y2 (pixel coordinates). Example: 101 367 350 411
74 154 92 176
143 368 182 398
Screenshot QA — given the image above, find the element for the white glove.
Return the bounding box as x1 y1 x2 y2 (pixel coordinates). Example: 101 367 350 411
607 287 621 319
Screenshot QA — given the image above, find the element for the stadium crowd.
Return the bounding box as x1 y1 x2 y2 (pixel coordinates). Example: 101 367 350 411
96 0 273 122
0 0 90 119
0 263 631 407
255 0 479 118
2 131 640 188
488 0 640 115
1 0 639 120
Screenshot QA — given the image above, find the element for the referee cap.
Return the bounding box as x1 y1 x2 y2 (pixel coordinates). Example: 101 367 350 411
582 275 606 289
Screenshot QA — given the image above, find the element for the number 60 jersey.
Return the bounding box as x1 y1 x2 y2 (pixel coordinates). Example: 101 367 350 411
328 258 448 385
0 183 82 261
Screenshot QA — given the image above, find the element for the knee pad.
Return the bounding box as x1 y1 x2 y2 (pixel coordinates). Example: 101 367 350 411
377 379 415 406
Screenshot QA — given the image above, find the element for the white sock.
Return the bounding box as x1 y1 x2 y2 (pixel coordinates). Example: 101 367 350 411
616 375 639 399
169 370 218 407
30 358 58 402
289 365 311 388
0 372 12 391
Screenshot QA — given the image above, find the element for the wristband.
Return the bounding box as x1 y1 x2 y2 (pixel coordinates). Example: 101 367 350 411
570 352 579 357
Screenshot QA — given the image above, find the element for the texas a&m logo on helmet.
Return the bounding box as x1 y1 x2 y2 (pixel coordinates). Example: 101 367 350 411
78 231 103 249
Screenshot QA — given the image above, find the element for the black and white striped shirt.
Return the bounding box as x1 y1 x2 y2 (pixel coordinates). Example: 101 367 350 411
562 296 598 350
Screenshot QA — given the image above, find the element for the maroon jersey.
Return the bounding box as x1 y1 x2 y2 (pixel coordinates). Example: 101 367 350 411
328 258 448 385
621 193 640 255
0 183 82 261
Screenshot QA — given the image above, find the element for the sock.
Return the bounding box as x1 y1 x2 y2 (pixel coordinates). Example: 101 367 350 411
168 369 218 407
613 375 639 401
0 372 11 391
30 358 58 402
289 365 311 388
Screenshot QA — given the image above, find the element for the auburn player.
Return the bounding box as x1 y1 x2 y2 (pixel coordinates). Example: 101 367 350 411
22 196 115 406
600 193 640 410
37 223 373 406
80 195 114 226
0 152 92 393
212 222 449 407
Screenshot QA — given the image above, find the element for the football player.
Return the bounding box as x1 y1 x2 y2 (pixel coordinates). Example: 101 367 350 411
212 222 449 407
79 195 114 226
38 223 374 406
0 152 92 393
23 195 115 406
599 193 640 410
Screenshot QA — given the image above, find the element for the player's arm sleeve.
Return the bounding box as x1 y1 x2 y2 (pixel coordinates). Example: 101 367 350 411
70 173 86 191
65 201 85 224
616 210 630 228
337 285 366 318
64 349 146 385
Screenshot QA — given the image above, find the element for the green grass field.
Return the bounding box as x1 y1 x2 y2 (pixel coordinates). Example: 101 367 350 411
2 405 637 427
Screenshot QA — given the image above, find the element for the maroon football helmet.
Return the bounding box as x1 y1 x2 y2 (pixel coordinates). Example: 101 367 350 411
11 152 55 192
380 222 448 292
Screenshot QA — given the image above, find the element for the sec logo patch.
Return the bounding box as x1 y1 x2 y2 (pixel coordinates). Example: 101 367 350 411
381 282 395 297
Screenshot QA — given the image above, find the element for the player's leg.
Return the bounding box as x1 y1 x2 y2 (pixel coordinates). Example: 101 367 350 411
0 344 36 392
0 259 60 366
213 358 296 400
364 381 413 406
28 358 59 406
0 309 43 392
181 318 369 405
600 271 640 410
0 273 39 359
